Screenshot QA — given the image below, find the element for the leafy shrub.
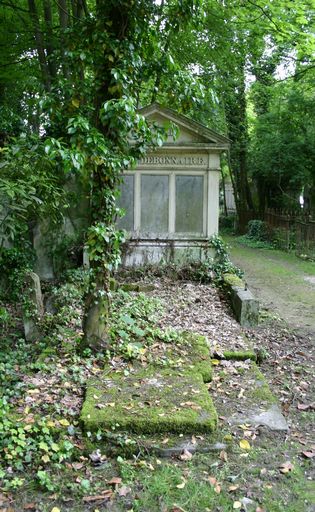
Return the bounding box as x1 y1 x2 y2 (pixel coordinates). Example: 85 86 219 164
246 220 270 241
219 214 236 233
0 246 34 301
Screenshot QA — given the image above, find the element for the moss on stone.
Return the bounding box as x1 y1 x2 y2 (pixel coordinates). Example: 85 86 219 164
80 366 217 435
223 273 244 289
222 350 256 362
249 363 277 404
164 332 212 383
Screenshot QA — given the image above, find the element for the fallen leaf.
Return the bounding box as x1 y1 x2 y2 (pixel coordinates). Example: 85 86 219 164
208 476 217 486
59 419 70 427
302 451 315 458
214 484 221 494
51 508 61 512
24 504 36 510
228 485 239 492
219 450 228 462
239 439 251 450
171 505 187 512
89 449 104 463
297 403 312 411
176 478 186 489
118 485 131 497
279 461 294 474
82 490 113 502
233 501 242 509
107 477 122 485
238 388 245 399
72 462 84 470
179 449 193 461
162 438 170 444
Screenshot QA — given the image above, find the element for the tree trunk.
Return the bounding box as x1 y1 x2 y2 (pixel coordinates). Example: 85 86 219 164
81 271 110 351
82 0 133 351
223 61 253 232
43 0 57 80
57 0 70 79
28 0 51 90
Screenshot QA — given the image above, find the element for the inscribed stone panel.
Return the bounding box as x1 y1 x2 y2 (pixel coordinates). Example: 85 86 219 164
117 175 134 230
175 175 203 233
141 175 169 233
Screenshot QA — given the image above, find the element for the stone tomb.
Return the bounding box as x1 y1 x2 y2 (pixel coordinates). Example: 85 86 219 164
117 103 230 266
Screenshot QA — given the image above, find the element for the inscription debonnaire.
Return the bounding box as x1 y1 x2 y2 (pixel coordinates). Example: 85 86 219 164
139 155 206 166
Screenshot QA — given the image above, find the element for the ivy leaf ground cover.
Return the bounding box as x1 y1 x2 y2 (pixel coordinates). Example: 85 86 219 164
0 269 314 511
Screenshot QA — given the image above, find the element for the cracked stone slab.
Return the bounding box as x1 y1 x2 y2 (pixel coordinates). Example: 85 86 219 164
81 367 217 434
229 404 288 431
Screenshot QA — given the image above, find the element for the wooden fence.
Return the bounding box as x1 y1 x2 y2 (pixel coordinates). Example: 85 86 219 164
238 209 315 258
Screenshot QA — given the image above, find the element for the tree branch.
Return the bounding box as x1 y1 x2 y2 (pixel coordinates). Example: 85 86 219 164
0 1 29 12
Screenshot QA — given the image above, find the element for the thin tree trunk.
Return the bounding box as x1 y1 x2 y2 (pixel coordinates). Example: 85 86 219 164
43 0 57 80
28 0 51 90
57 0 70 79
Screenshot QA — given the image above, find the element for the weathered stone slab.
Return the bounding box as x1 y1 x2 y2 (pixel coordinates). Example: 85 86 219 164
81 367 217 434
229 404 288 432
23 271 44 342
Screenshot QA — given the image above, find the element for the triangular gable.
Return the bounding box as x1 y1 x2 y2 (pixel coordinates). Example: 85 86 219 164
139 102 230 148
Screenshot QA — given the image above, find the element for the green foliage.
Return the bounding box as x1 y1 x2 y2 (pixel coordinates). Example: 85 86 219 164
0 306 10 327
247 220 270 242
219 214 236 233
0 246 34 301
0 401 74 475
249 74 315 210
0 136 67 244
109 290 180 361
50 232 85 277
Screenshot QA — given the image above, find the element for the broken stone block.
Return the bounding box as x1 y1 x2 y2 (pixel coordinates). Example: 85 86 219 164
23 271 44 342
231 286 259 327
230 404 288 432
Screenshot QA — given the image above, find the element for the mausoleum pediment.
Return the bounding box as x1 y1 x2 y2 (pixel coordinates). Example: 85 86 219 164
139 103 230 149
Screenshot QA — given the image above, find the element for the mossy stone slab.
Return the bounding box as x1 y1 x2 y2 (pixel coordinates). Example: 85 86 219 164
81 368 217 434
156 332 213 382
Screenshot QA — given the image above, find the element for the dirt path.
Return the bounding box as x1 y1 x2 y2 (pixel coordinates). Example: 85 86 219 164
225 236 315 338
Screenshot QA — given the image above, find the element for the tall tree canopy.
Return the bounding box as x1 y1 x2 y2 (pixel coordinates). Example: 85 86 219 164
0 0 314 345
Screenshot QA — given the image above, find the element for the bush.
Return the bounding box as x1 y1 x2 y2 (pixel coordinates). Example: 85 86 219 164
246 220 270 241
0 246 34 301
219 214 236 233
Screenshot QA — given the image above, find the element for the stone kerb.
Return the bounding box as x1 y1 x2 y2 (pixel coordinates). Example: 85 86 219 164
223 273 259 327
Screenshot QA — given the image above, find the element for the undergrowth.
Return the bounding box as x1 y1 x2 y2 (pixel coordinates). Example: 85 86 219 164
117 235 243 284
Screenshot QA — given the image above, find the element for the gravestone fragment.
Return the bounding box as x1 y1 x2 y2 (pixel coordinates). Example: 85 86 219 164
231 286 259 327
23 271 44 342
